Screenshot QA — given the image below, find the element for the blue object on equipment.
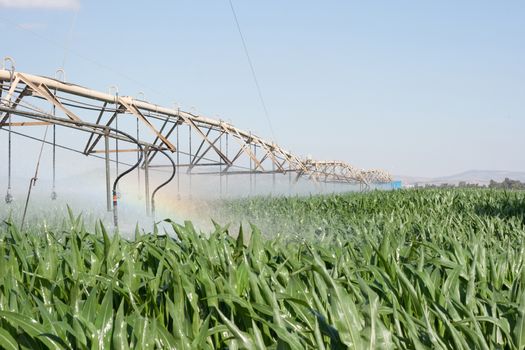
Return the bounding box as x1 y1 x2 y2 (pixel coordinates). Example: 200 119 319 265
391 181 402 189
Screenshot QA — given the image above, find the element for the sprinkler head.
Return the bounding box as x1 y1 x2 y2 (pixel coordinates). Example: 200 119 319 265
51 191 57 200
5 191 13 204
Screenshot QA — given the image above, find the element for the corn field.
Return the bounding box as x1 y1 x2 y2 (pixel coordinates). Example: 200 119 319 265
1 189 525 349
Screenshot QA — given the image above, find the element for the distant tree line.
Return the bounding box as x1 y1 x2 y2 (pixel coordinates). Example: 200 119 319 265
415 178 525 190
487 178 525 190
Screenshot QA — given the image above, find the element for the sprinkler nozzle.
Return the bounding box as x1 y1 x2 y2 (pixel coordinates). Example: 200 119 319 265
5 190 13 204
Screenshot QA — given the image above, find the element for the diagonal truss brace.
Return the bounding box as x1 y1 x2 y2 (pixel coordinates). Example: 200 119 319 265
17 73 82 122
118 97 175 151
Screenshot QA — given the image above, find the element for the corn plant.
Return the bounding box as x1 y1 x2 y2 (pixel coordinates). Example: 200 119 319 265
0 189 524 349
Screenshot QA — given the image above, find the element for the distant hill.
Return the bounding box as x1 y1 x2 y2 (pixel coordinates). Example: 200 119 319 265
432 170 525 185
396 170 525 186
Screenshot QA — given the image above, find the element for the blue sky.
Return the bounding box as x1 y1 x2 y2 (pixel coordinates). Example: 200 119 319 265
1 0 524 177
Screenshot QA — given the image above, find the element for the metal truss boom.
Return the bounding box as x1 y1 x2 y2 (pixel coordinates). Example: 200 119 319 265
0 68 392 190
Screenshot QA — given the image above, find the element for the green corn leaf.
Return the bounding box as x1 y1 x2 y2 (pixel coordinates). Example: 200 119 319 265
0 327 18 350
93 287 114 350
514 290 525 349
0 311 64 350
216 309 256 350
112 300 129 350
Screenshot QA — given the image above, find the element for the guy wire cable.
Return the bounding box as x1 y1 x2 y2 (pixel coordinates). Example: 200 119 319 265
21 125 49 231
228 0 276 141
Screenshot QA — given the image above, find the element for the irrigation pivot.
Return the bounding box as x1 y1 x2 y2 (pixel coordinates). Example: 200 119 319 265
0 64 392 222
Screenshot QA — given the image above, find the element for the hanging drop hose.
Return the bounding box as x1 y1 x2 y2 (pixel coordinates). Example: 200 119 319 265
4 59 15 204
136 116 141 200
110 126 144 228
150 149 176 221
51 71 63 201
136 92 144 200
5 110 13 204
115 112 120 199
51 124 57 200
109 86 121 200
51 88 57 200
